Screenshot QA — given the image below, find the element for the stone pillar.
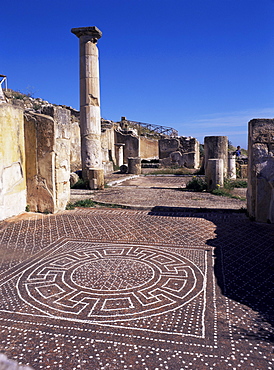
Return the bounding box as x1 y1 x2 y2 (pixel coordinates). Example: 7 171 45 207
115 143 125 167
204 136 228 177
227 152 237 179
128 157 141 175
206 158 224 191
247 119 274 223
71 26 104 189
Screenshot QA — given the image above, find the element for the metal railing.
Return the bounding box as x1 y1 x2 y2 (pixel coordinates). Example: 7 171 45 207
126 120 178 137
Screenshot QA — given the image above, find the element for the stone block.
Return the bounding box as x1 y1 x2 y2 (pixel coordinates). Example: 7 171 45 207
0 104 26 220
88 168 104 190
239 164 248 178
70 172 79 187
247 119 274 223
24 112 70 214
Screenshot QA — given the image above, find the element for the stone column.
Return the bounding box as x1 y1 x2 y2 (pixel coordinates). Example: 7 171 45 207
206 158 224 191
128 157 142 175
71 26 104 188
227 152 237 179
115 143 125 167
204 136 228 177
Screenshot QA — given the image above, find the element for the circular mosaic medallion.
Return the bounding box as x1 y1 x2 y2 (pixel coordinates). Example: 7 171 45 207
18 244 204 322
71 258 155 291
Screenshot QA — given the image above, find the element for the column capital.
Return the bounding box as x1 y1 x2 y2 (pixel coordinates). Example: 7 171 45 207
71 26 102 43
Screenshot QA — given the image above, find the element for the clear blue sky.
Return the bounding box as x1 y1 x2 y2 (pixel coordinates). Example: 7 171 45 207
1 0 274 149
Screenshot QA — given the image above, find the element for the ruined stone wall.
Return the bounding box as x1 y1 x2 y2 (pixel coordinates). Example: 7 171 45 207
0 104 26 220
159 137 200 168
115 130 139 163
140 136 159 159
247 119 274 223
159 138 180 159
24 107 70 213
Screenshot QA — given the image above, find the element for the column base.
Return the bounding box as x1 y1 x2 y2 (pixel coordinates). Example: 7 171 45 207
88 168 104 190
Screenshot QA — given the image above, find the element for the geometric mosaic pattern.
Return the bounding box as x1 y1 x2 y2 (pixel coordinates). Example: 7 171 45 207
10 242 208 338
0 207 273 369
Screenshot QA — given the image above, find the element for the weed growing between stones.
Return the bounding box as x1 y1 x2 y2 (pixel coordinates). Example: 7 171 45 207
211 188 245 200
185 177 207 191
184 176 246 200
224 178 247 190
65 199 95 210
66 200 130 210
71 179 89 189
73 199 95 208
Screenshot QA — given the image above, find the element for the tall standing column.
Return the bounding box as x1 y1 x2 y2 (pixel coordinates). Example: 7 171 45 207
71 26 104 187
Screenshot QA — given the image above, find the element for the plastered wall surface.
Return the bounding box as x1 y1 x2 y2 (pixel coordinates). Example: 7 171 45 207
140 136 159 159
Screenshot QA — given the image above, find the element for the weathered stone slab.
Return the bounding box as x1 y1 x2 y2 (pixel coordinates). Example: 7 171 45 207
24 111 70 213
0 104 26 221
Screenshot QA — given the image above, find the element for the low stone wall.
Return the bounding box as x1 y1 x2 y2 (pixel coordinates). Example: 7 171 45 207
247 119 274 223
0 103 26 220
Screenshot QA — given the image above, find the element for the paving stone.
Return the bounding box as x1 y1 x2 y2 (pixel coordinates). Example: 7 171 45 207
0 177 273 369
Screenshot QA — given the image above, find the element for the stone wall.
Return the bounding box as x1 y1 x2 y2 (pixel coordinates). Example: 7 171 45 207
0 103 26 221
140 136 159 159
115 130 139 163
247 119 274 223
159 138 180 159
24 107 70 213
159 137 200 168
101 120 116 173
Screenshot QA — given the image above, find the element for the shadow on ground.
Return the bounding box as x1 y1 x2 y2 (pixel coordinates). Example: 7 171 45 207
148 206 274 343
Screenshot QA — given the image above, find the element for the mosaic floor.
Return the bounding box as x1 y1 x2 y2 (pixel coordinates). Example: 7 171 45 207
91 176 246 210
0 208 273 369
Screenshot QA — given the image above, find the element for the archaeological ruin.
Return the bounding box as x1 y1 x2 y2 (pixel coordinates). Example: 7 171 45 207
1 25 273 224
